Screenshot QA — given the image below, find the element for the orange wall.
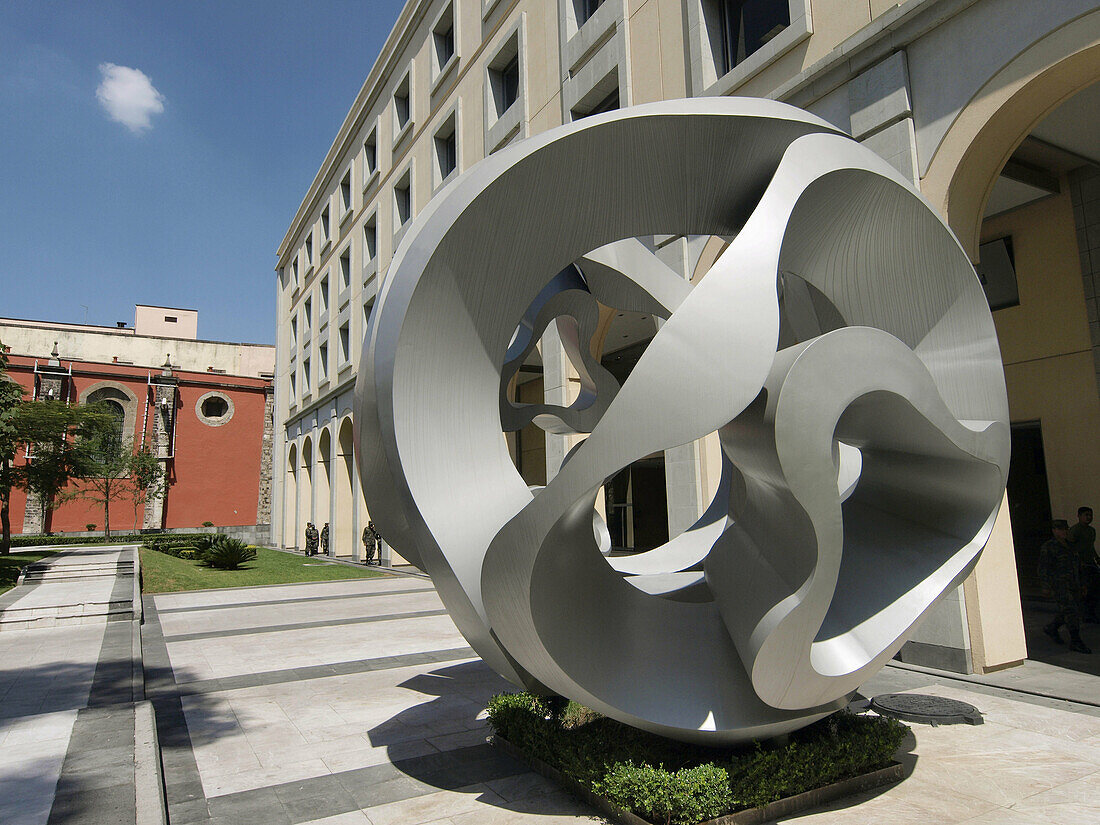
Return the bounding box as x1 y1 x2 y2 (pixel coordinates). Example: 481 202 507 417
4 355 268 534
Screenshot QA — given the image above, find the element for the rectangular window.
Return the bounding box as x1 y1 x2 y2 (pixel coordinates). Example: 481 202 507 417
290 371 296 400
304 297 312 330
573 0 604 25
364 130 378 178
976 237 1019 311
572 86 619 120
292 258 298 283
164 315 177 323
340 172 352 214
320 274 329 314
433 6 455 73
394 171 412 227
490 54 519 118
434 114 457 185
394 73 411 131
339 322 350 363
319 343 328 379
290 317 297 348
339 250 351 291
716 0 790 75
305 235 313 263
364 216 377 261
364 299 375 332
321 206 330 241
303 357 311 392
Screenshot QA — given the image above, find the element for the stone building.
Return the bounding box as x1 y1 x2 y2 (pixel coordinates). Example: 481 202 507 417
274 0 1100 674
1 306 275 538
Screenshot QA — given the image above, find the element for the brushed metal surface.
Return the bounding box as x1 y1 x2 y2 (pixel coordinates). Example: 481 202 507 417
354 98 1009 744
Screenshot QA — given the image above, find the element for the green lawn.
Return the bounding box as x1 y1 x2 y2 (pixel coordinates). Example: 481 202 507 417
139 546 385 593
1 549 62 595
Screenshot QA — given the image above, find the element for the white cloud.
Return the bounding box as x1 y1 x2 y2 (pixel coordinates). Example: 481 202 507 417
96 63 165 134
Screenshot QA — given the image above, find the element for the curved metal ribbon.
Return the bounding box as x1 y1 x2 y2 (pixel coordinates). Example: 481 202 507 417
354 99 1009 744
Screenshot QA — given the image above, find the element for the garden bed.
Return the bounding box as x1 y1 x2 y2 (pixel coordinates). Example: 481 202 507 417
486 693 908 825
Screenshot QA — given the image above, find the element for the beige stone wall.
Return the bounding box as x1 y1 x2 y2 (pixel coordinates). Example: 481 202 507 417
983 189 1100 520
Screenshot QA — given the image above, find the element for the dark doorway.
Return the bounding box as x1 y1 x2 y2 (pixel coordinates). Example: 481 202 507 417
1007 422 1053 600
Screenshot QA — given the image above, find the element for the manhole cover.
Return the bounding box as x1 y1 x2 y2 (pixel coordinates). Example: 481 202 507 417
870 693 983 725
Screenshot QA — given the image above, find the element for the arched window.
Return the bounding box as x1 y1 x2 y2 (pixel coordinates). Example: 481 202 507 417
86 388 130 458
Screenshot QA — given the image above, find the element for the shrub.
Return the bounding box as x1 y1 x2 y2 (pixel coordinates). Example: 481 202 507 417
85 524 97 531
486 692 908 824
201 521 214 527
202 537 256 570
178 549 199 560
12 534 144 547
595 762 733 825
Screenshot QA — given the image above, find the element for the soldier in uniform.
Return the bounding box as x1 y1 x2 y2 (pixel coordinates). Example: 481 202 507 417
362 523 377 565
305 522 319 556
1040 519 1092 653
320 523 330 556
1069 506 1097 622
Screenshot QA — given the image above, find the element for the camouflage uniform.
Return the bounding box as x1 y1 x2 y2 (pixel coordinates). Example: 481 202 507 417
362 526 377 564
1070 519 1098 621
320 524 329 555
305 523 319 556
1041 535 1081 633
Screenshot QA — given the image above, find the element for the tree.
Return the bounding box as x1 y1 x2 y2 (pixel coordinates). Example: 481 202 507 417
74 407 163 538
0 343 26 555
128 447 165 534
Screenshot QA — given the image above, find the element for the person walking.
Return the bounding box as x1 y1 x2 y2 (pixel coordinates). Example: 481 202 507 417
1069 506 1097 622
320 523 330 556
1040 519 1092 653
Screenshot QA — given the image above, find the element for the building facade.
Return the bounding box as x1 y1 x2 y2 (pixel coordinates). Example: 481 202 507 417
274 0 1100 673
2 306 275 537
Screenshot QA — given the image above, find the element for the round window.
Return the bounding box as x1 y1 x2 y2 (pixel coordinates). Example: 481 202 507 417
195 392 235 426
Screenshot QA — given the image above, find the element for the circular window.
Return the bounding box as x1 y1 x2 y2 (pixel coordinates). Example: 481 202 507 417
202 396 228 418
195 392 235 426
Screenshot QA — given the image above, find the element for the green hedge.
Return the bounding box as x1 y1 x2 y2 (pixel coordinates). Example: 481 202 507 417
9 534 145 547
486 692 907 825
144 534 216 558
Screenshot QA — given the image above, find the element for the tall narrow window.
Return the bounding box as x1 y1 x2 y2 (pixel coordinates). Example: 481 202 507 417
303 358 311 392
304 297 312 330
319 343 328 379
394 170 412 227
363 130 378 179
716 0 790 75
573 0 604 25
340 172 352 214
305 235 313 264
394 73 411 132
364 216 377 261
434 114 457 185
339 250 351 291
320 275 329 314
490 54 519 118
290 317 297 348
321 206 330 241
292 258 299 285
339 323 350 364
433 6 455 75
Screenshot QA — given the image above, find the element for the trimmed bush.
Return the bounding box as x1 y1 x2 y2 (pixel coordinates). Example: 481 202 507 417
178 549 199 560
85 524 97 531
486 692 907 824
202 537 257 570
595 762 733 825
11 534 144 548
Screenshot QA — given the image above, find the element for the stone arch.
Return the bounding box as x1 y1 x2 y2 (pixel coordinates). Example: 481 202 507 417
316 427 333 553
299 436 314 547
921 12 1100 257
336 416 356 558
80 381 140 448
284 442 299 549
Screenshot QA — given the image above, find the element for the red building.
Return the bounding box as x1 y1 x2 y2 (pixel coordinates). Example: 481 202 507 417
1 308 274 536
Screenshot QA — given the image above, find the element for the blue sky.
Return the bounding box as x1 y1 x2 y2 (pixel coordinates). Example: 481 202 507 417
1 1 405 345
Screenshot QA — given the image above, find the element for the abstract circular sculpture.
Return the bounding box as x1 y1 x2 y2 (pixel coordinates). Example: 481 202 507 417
354 98 1009 744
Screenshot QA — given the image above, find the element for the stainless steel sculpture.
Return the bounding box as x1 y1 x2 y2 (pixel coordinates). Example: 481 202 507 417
354 98 1009 744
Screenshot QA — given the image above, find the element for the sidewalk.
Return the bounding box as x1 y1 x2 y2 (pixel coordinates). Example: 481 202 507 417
2 549 1099 824
0 545 159 825
146 575 1100 825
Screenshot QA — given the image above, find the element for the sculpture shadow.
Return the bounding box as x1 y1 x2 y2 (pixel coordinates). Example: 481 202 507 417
366 660 590 815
